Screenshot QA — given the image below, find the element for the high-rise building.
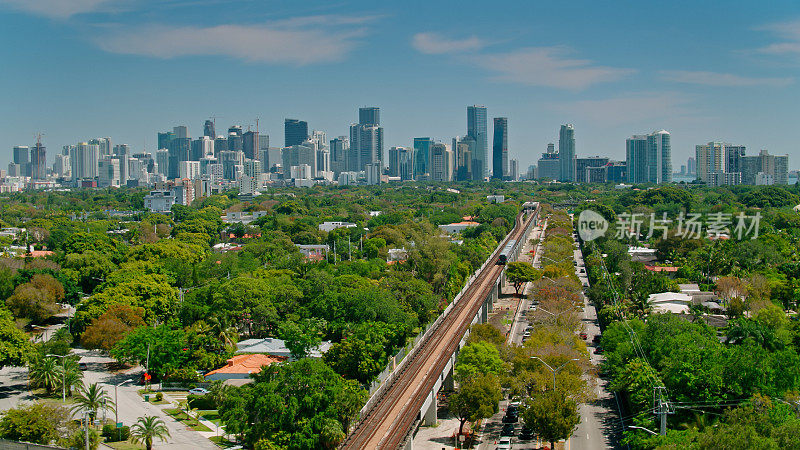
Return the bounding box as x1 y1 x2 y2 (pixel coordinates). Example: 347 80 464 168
359 107 380 126
626 130 672 184
282 145 317 178
90 137 112 157
509 159 519 182
258 134 270 173
467 105 488 179
98 157 121 187
70 142 100 180
203 120 216 138
173 126 188 139
413 137 433 180
53 154 71 179
537 143 559 180
350 108 384 171
559 124 576 182
330 137 349 175
398 147 415 181
13 146 30 177
243 131 259 160
741 149 789 185
285 119 309 147
113 144 130 185
430 143 453 182
687 157 696 175
576 157 609 183
388 146 402 177
492 117 508 180
168 137 191 178
695 142 727 185
214 136 228 156
454 136 474 181
155 149 170 177
157 131 175 150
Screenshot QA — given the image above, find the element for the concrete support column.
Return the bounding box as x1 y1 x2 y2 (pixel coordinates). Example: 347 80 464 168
443 366 455 391
422 391 437 426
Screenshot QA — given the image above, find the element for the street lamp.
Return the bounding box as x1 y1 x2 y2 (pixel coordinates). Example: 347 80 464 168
45 354 69 402
530 356 579 391
114 380 132 441
628 425 658 436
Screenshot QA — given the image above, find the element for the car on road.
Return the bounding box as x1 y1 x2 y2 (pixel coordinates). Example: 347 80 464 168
522 330 531 339
593 334 602 344
519 426 534 440
78 362 88 370
189 387 210 395
501 423 516 436
579 332 588 340
594 346 604 354
502 413 518 423
496 436 513 449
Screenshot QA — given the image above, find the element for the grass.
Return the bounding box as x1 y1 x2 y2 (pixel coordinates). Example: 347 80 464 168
164 408 212 432
209 436 240 448
104 440 143 450
198 410 222 426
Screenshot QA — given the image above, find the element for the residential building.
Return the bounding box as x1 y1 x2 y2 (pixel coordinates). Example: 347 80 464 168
741 149 789 185
492 117 508 180
398 146 415 181
282 145 316 177
687 157 696 175
467 105 488 179
243 131 259 160
173 126 188 139
454 136 473 181
98 157 121 187
70 142 100 180
509 159 519 181
203 120 215 138
179 160 201 179
204 354 287 381
167 137 191 178
559 124 576 182
365 162 381 185
349 107 384 172
143 190 176 213
413 137 433 180
627 130 672 184
330 137 349 175
430 143 452 182
12 146 29 177
113 144 129 185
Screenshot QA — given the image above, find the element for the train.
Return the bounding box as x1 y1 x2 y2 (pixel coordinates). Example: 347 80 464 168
497 239 516 265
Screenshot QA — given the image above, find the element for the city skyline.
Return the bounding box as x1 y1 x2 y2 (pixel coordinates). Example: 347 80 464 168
2 1 800 169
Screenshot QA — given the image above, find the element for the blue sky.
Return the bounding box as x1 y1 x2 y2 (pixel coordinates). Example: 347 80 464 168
2 0 800 171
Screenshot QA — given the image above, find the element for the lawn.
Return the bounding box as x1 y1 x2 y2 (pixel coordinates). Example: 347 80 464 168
164 408 212 432
209 436 240 448
198 410 222 426
104 440 144 450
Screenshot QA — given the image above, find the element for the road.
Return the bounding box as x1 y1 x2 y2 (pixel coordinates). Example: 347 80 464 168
569 240 622 450
0 349 216 450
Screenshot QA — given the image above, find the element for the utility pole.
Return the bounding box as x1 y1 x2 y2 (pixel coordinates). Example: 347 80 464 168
655 386 672 435
348 236 351 260
84 409 90 450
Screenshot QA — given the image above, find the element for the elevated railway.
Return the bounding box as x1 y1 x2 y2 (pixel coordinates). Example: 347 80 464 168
341 204 540 449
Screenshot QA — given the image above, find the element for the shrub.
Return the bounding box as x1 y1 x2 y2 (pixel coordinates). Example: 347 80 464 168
155 392 164 402
101 424 130 442
187 394 216 410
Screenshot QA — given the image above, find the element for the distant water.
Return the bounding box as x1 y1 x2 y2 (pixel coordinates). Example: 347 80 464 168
670 174 799 185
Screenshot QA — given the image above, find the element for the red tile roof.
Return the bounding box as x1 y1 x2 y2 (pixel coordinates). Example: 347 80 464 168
204 354 286 377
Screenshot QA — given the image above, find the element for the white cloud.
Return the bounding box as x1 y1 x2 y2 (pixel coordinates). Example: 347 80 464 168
0 0 119 18
753 19 800 57
471 47 635 90
660 70 793 87
95 19 373 65
412 32 486 54
550 94 692 128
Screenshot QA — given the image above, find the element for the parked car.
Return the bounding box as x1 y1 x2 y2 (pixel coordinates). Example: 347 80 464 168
580 332 588 340
78 362 88 371
502 413 519 424
594 346 604 354
519 426 534 440
593 334 601 344
189 387 210 395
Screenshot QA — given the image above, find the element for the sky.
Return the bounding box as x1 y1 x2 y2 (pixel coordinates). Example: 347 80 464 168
2 0 800 171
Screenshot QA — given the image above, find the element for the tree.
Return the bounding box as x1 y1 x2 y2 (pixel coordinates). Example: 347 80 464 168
81 304 146 351
505 261 541 295
0 308 33 368
111 325 188 379
130 415 171 450
449 373 502 435
522 390 580 450
5 274 64 323
0 402 70 444
71 383 114 420
454 341 506 380
28 356 61 394
278 318 324 360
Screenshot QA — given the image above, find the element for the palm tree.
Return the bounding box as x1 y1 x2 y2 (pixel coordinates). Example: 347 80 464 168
61 367 84 397
71 382 114 419
130 415 171 450
29 356 60 394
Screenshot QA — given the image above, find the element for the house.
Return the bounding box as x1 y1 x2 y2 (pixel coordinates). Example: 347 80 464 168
644 265 679 275
387 247 408 262
204 354 286 381
236 337 332 360
487 195 505 203
438 221 480 234
647 292 693 314
628 246 657 263
319 221 357 232
296 244 329 261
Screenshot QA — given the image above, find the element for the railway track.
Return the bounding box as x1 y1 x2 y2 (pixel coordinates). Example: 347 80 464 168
341 208 537 449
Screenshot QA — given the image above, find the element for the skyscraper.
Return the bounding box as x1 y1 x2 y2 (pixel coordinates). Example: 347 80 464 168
537 144 560 180
627 130 672 184
114 144 130 185
70 142 100 180
30 141 46 179
330 137 349 175
359 107 380 126
430 143 452 182
559 124 576 182
413 137 433 180
467 105 488 180
243 131 259 160
203 120 216 139
349 107 384 171
285 119 309 147
157 131 175 150
492 117 508 180
173 126 188 139
13 146 30 177
168 137 191 178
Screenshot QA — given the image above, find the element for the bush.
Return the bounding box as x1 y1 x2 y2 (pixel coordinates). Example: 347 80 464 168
155 392 164 402
101 424 130 442
187 394 216 410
